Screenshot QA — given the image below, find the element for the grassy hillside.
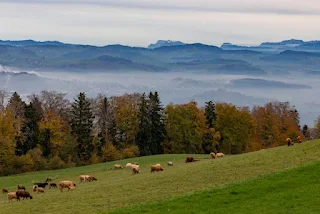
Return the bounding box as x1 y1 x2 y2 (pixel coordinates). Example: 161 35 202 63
0 140 320 213
110 162 320 214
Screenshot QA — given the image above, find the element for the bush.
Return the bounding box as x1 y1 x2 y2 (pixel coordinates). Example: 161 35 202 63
48 155 66 170
122 145 140 159
27 147 47 171
102 143 121 162
90 152 101 164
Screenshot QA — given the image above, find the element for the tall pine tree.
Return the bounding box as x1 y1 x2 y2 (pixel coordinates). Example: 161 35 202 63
204 101 216 128
203 101 218 153
71 92 94 161
136 93 151 156
148 92 166 155
21 101 43 154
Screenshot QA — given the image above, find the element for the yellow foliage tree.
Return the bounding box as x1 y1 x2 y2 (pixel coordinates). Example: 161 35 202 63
39 111 69 156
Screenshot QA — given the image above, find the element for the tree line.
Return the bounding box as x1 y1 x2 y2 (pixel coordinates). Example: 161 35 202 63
0 90 313 176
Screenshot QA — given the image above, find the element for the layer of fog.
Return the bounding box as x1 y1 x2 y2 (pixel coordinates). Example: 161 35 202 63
2 69 320 126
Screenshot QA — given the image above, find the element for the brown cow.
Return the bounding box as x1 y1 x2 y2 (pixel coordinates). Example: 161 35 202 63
216 153 225 158
286 138 293 146
151 164 164 172
185 156 199 163
210 152 216 159
2 188 8 194
16 190 33 200
297 136 303 144
58 180 76 192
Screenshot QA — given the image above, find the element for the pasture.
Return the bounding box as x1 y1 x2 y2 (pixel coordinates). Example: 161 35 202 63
1 140 320 213
110 162 320 214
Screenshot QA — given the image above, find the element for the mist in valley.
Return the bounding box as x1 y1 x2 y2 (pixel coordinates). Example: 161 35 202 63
1 68 318 126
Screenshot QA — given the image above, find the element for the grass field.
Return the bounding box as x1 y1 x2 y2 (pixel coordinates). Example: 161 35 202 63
0 140 320 213
110 162 320 214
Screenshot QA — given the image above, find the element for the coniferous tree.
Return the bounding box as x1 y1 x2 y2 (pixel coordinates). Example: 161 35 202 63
205 101 216 128
149 92 166 154
21 101 42 153
71 92 94 161
7 92 25 119
136 93 151 156
203 101 218 153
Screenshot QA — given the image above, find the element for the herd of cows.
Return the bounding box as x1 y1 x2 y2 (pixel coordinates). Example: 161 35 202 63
1 151 227 203
0 136 302 203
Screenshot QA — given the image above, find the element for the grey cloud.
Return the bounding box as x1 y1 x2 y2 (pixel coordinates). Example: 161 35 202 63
2 0 320 15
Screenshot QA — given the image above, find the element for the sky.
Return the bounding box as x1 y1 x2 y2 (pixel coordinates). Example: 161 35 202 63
0 0 319 47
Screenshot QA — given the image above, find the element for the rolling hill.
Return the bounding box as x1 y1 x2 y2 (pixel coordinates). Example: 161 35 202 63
0 140 319 213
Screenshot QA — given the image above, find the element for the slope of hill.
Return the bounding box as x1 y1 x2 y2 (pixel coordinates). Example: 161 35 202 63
0 140 319 213
110 162 320 214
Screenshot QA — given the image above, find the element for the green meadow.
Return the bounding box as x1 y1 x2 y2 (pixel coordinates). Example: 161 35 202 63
1 140 319 214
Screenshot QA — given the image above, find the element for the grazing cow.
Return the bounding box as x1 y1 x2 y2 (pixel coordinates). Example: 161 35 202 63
297 136 303 144
58 181 76 192
49 183 57 189
16 190 33 200
114 164 123 169
167 161 173 166
37 187 45 193
216 153 225 158
17 184 25 191
151 164 164 172
286 138 293 146
185 156 199 163
2 188 8 194
132 167 139 174
125 163 132 168
210 152 216 159
34 182 48 188
8 192 17 201
32 185 38 192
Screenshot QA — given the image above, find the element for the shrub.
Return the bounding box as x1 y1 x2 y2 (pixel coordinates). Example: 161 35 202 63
122 145 140 159
27 147 47 171
48 155 66 170
102 143 121 162
90 152 101 164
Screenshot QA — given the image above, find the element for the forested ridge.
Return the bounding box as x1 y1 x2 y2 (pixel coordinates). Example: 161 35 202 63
0 90 311 176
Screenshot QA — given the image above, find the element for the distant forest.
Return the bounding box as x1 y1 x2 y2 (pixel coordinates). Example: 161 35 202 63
0 90 316 176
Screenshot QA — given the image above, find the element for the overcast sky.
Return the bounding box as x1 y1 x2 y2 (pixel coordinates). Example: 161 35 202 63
0 0 319 47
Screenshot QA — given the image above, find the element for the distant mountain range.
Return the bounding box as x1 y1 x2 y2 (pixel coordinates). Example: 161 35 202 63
0 39 319 75
221 39 320 53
